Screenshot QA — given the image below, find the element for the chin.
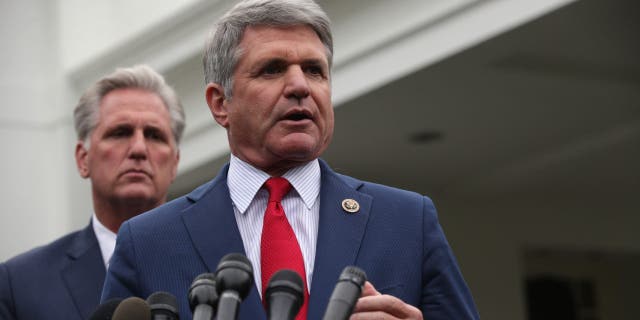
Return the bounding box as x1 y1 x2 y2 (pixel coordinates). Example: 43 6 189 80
277 137 323 156
278 145 319 161
116 188 157 203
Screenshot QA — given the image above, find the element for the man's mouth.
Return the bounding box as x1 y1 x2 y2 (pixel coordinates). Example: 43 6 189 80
283 109 313 122
123 169 150 177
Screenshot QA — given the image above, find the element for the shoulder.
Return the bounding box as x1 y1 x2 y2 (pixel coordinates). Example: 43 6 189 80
121 169 230 238
4 228 86 269
352 175 428 202
322 160 434 207
126 177 222 228
1 225 97 286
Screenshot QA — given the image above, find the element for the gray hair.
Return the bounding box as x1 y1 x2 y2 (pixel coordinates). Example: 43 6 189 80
203 0 333 98
73 65 186 145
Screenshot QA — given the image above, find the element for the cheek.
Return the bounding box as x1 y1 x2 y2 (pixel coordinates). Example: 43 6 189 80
242 86 281 114
230 103 269 135
316 94 334 126
313 84 331 107
91 147 118 167
151 148 178 171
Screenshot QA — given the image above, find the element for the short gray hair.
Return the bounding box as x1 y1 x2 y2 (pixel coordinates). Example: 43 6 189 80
203 0 333 98
73 65 186 145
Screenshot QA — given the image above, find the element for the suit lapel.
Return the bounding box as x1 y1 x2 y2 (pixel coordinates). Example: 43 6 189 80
308 161 372 318
61 224 106 320
181 165 266 319
181 166 246 272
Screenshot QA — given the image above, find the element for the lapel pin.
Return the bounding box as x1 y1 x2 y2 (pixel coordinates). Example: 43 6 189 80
341 199 360 213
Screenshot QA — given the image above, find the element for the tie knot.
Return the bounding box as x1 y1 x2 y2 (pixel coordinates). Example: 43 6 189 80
264 177 292 203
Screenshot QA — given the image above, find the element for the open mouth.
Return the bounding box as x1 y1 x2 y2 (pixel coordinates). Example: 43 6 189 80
286 113 310 121
283 109 313 122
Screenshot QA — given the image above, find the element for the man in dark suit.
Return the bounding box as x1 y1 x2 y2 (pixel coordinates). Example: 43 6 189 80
0 65 185 320
102 1 480 319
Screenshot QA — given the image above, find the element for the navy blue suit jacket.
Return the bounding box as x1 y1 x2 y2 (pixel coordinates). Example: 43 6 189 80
102 160 479 319
0 223 106 320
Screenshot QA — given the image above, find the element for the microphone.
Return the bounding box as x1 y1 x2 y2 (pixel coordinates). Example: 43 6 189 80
112 297 151 320
215 253 254 320
322 266 367 320
89 298 122 320
265 269 305 320
189 273 219 320
146 291 180 320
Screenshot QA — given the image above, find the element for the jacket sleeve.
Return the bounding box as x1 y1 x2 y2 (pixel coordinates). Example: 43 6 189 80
420 196 480 319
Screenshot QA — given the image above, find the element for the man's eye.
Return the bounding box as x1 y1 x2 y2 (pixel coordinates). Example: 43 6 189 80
261 63 284 76
305 66 323 75
108 128 131 138
145 130 167 142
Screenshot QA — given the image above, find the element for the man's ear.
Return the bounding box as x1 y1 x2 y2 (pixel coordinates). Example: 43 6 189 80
75 141 90 179
206 83 230 128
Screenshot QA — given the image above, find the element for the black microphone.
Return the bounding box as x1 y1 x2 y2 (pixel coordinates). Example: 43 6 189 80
265 269 305 320
147 291 180 320
89 297 123 320
112 297 151 320
189 273 219 320
215 253 254 320
322 266 367 320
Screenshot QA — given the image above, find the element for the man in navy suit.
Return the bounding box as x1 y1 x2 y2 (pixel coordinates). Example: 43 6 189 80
102 1 480 319
0 65 185 320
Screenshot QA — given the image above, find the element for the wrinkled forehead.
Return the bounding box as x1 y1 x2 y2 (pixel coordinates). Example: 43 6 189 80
96 90 172 129
237 24 330 64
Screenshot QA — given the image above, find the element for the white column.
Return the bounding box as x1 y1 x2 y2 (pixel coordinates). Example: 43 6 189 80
0 0 77 260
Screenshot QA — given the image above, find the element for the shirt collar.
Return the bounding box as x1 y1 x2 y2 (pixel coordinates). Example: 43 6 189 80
91 214 117 268
228 154 321 214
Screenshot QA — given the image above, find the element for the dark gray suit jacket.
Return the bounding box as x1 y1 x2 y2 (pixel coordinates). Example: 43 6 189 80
0 223 106 320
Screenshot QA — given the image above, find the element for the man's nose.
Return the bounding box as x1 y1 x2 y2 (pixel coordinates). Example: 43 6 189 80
283 66 310 101
128 130 148 160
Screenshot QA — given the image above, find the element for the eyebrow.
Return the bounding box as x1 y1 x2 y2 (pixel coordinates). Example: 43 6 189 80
300 58 328 67
254 55 328 67
103 122 169 133
104 123 132 132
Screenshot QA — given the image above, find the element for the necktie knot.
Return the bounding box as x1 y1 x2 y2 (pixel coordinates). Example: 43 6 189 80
265 177 292 203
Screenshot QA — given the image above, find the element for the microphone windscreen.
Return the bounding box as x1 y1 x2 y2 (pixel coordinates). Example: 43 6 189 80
214 253 254 320
339 266 367 287
189 273 218 311
146 291 179 318
322 266 367 320
266 269 304 301
89 298 123 320
215 253 254 299
112 297 151 320
266 269 305 320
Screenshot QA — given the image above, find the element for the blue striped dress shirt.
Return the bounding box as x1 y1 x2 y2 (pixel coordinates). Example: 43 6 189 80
227 155 321 296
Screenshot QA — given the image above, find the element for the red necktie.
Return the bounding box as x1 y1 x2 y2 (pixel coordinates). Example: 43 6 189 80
260 177 309 319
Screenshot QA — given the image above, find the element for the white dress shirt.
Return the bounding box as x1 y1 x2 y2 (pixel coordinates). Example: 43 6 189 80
92 214 117 269
227 155 321 296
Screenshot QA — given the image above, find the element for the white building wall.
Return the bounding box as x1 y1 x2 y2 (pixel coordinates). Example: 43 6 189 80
0 0 74 259
0 0 206 259
58 0 202 72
